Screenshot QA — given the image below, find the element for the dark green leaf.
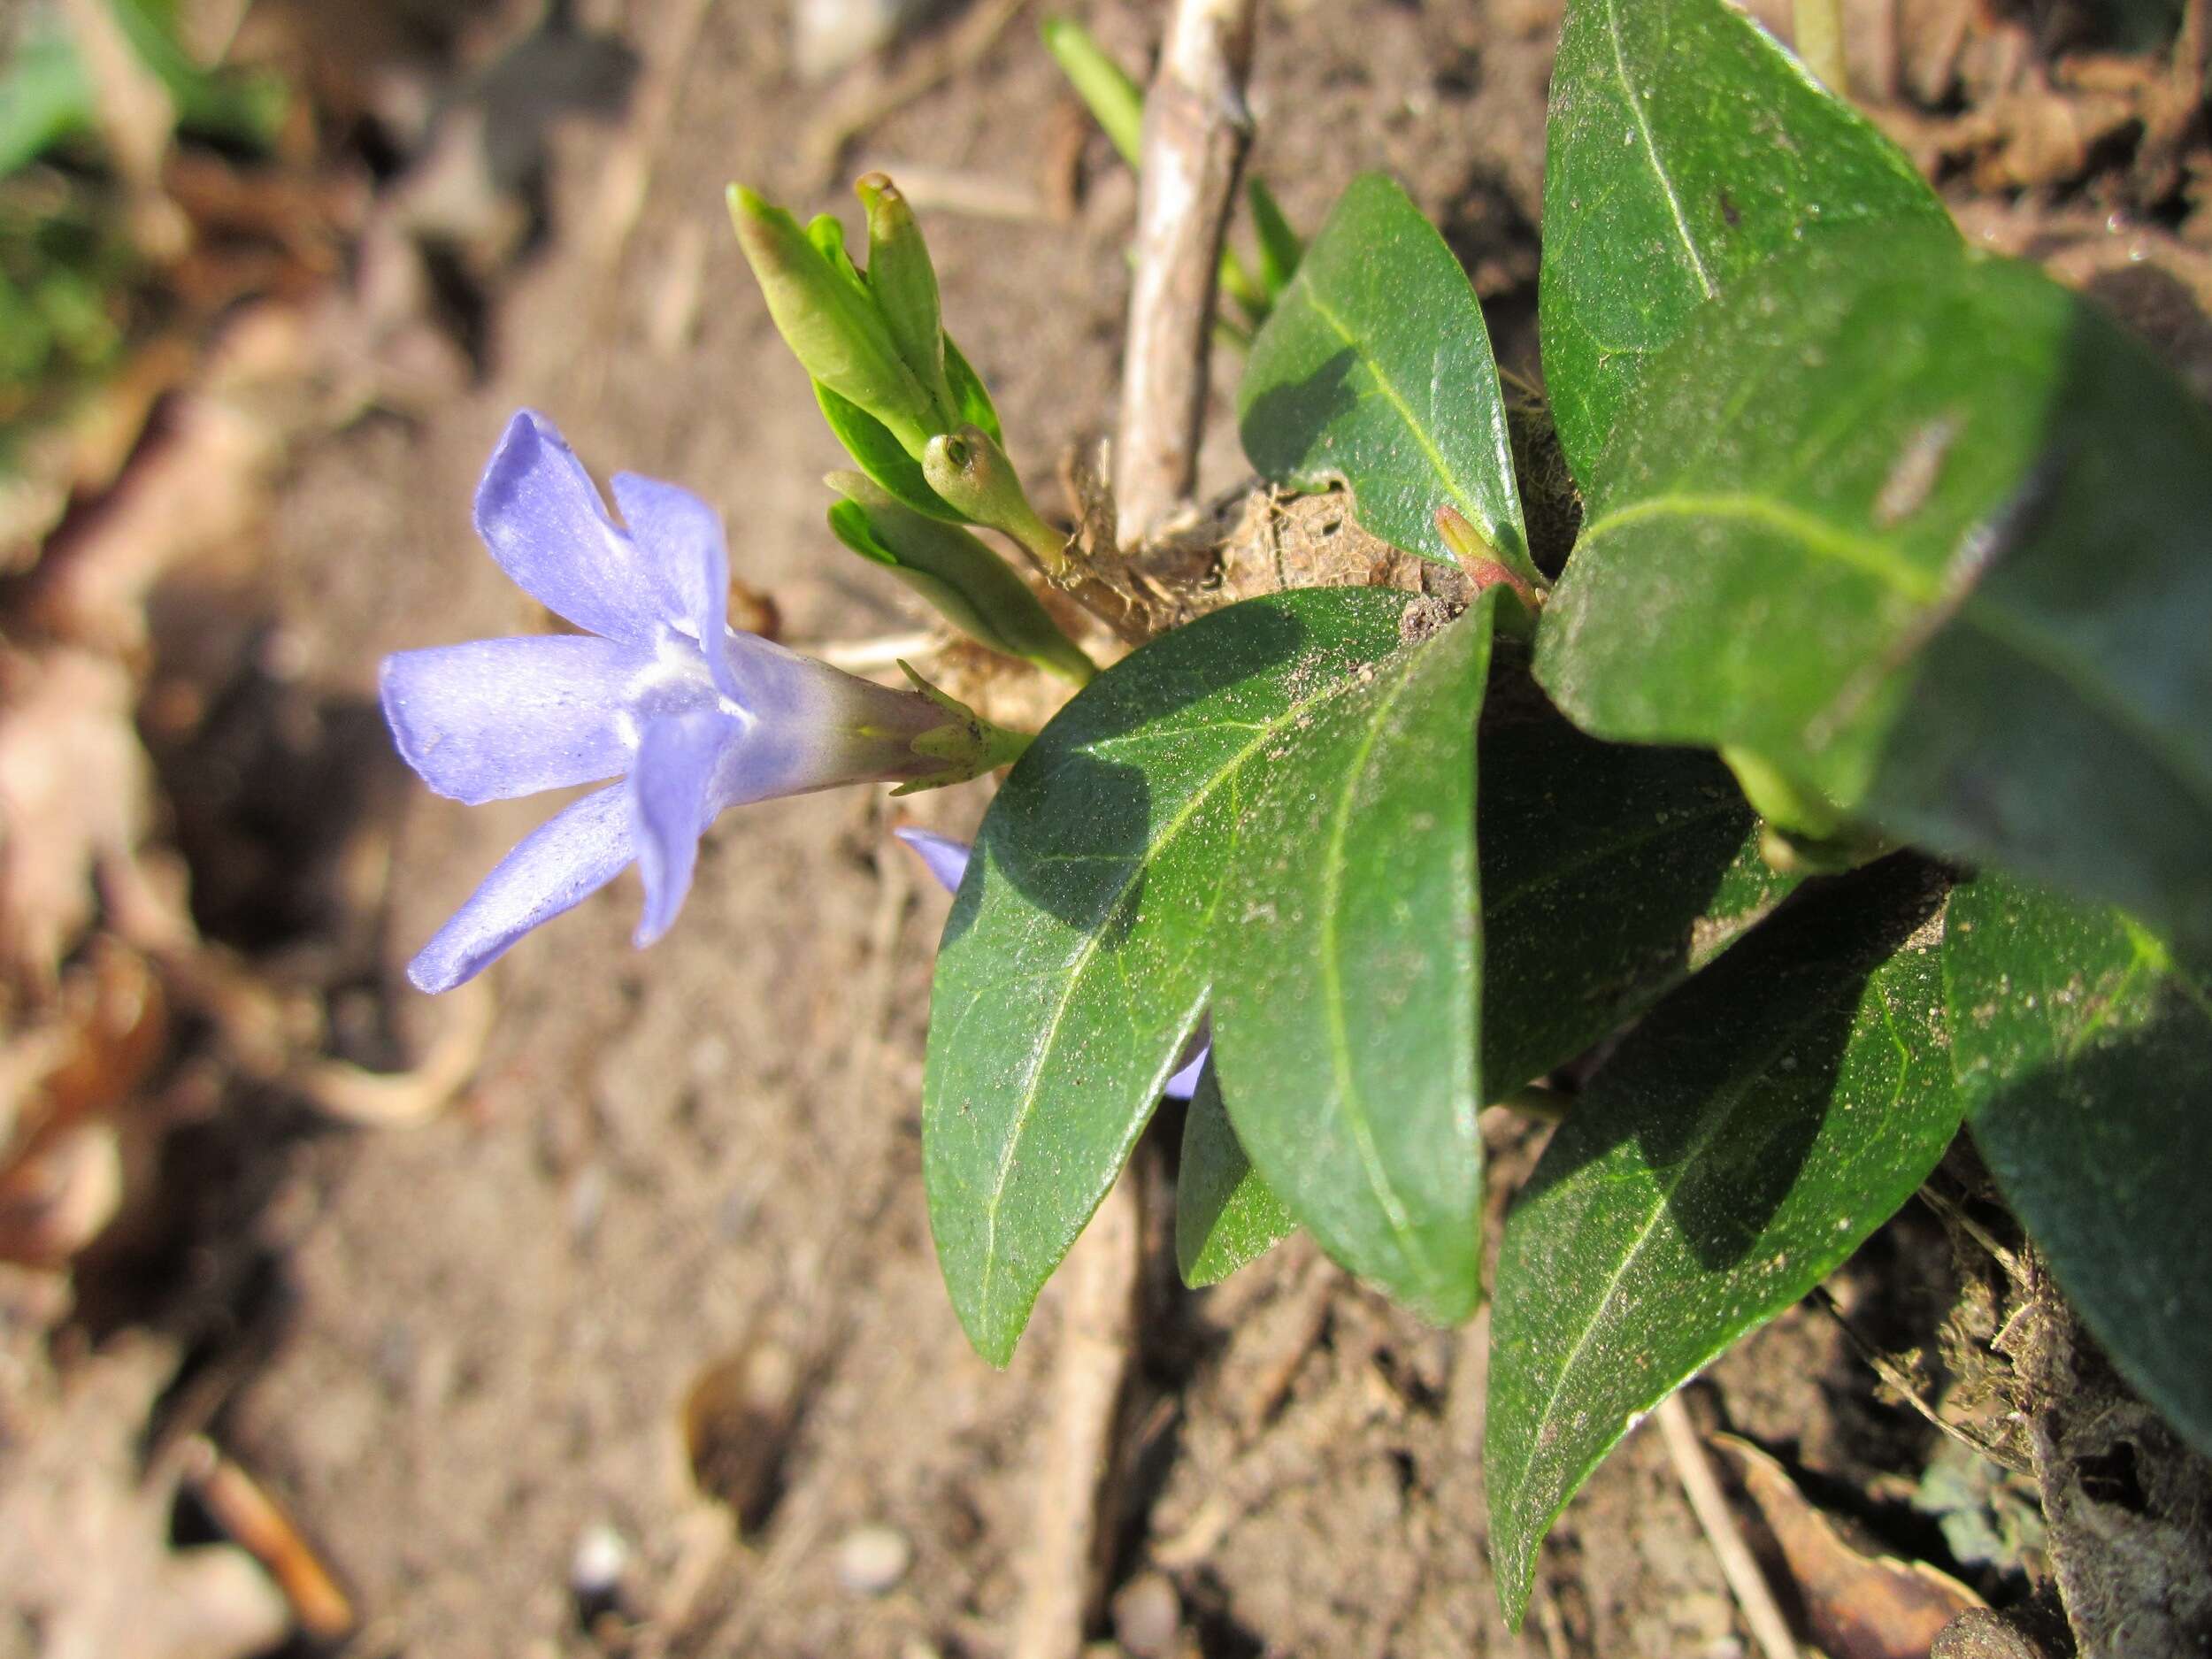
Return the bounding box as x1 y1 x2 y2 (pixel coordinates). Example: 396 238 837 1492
1945 874 2212 1455
1486 859 1961 1626
1176 1057 1295 1288
924 588 1418 1364
1535 230 2212 952
1211 603 1495 1322
1478 673 1799 1094
1239 173 1532 584
1539 0 1947 486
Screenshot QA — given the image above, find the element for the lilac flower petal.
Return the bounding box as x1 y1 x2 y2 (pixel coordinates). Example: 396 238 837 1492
474 411 664 646
380 635 641 805
610 472 742 702
1164 1041 1209 1102
407 784 635 993
629 709 743 947
894 827 972 895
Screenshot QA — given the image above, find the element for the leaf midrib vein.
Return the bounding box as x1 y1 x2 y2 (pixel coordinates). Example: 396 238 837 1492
1318 644 1438 1282
1297 284 1479 535
1501 983 1848 1519
1605 0 1716 299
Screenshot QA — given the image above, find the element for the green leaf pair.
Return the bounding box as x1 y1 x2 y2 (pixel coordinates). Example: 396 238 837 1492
923 586 1800 1361
729 178 990 480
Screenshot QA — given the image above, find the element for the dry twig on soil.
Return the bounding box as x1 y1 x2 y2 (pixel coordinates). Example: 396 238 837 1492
1112 0 1258 545
1656 1391 1802 1659
1006 5 1261 1654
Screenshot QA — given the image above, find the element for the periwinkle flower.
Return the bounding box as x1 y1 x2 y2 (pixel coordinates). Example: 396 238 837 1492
894 827 1207 1101
383 411 968 994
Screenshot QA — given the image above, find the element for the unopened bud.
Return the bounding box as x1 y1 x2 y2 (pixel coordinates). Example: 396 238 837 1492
727 183 937 454
923 426 1070 577
856 173 956 425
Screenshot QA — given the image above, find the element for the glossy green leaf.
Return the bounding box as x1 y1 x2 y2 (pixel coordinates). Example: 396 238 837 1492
1211 603 1495 1322
924 588 1417 1364
1539 0 1947 487
1173 661 1795 1294
1239 173 1533 584
1945 874 2212 1455
1478 672 1799 1094
1535 230 2212 952
1486 858 1961 1626
1176 1057 1295 1288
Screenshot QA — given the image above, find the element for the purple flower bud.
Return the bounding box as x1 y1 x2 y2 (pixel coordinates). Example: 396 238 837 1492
384 411 952 993
892 827 1208 1102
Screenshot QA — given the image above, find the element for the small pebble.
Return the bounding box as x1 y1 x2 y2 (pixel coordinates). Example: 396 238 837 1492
791 0 930 80
1111 1571 1182 1659
569 1522 627 1598
834 1523 912 1594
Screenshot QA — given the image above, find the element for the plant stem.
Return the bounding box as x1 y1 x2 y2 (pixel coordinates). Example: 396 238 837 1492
1113 0 1259 544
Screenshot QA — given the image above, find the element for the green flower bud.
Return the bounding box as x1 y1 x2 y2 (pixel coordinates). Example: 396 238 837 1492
922 426 1071 577
856 173 957 426
827 472 1095 686
726 183 937 454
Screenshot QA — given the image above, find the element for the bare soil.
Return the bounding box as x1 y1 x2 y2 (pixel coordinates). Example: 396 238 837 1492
8 1 2211 1656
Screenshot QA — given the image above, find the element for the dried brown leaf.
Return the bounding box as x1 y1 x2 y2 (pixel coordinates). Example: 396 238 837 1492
0 649 153 993
1715 1433 1984 1659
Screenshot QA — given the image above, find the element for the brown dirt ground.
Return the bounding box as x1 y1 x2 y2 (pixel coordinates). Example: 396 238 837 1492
12 0 2212 1655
